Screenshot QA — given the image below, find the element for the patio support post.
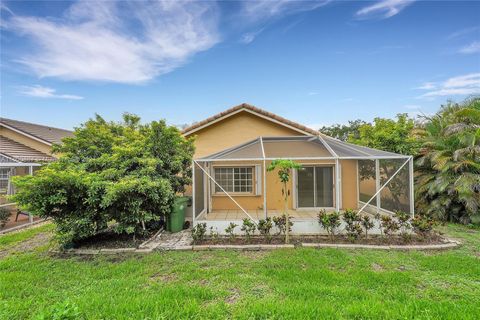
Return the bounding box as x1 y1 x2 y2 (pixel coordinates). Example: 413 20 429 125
375 159 381 214
28 166 33 223
409 156 415 218
192 160 196 225
335 158 340 211
260 137 267 219
263 159 267 219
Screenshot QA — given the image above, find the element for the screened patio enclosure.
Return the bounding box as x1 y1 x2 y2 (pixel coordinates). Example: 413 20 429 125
192 135 414 232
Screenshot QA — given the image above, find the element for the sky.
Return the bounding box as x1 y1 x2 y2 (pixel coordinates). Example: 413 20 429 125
1 0 479 130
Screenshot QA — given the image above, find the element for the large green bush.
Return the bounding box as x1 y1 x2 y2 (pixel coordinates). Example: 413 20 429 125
11 114 194 243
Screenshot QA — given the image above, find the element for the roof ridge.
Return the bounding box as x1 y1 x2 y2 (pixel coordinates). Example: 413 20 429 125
0 117 72 133
182 103 319 136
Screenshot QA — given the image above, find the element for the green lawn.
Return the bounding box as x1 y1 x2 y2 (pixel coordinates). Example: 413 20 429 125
0 224 479 319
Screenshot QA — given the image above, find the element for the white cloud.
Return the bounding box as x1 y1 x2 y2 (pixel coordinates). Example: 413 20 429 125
356 0 415 19
241 0 330 22
240 28 265 44
415 82 436 90
447 26 480 40
458 41 480 54
419 73 480 98
4 0 219 84
18 85 84 100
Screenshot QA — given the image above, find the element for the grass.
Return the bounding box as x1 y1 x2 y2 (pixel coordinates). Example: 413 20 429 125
0 224 479 319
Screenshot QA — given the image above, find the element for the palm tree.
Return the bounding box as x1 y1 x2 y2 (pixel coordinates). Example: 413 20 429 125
415 97 480 224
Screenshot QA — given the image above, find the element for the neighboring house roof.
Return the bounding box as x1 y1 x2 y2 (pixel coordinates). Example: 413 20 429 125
182 103 319 136
0 136 55 163
0 117 73 145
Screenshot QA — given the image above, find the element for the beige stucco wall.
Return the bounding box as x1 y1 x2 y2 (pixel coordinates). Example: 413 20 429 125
0 127 53 155
186 111 305 159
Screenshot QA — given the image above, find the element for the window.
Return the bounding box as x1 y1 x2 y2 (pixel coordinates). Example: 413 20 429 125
214 167 253 193
0 168 10 195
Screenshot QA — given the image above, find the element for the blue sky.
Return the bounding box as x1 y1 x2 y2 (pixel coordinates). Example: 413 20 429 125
1 0 479 130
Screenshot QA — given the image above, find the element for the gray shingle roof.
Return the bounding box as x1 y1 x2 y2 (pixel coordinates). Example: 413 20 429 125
0 117 73 145
0 136 55 163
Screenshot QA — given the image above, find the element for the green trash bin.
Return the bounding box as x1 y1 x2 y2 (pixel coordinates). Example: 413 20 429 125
168 196 189 232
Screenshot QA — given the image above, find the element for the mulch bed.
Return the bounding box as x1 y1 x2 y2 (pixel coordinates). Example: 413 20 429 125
194 233 445 246
72 231 155 249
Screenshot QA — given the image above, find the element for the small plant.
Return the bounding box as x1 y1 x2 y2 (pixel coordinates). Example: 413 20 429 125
0 207 11 228
191 223 207 244
272 215 293 236
380 215 400 236
395 211 412 242
360 215 375 240
225 222 238 242
411 215 435 239
257 217 273 242
241 218 256 243
318 210 341 241
267 159 301 244
209 226 220 244
342 209 362 242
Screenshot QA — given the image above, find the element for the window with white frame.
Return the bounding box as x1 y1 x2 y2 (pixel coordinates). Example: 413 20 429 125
214 167 253 193
0 168 10 195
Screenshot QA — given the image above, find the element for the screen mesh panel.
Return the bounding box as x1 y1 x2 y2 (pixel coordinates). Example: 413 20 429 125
379 159 410 213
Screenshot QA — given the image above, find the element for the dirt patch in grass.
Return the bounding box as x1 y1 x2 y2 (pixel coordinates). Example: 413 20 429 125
196 234 446 246
0 231 51 258
149 272 177 283
225 288 240 304
371 263 385 271
72 231 154 249
240 250 268 259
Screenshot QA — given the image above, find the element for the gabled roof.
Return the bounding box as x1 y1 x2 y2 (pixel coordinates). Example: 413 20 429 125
0 117 73 145
0 136 55 163
182 103 319 136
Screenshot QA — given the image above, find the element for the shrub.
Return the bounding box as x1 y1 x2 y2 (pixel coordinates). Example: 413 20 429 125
411 215 435 239
272 215 293 236
318 210 341 241
0 207 10 228
191 223 207 244
241 218 256 243
360 215 375 240
209 226 219 243
257 217 273 242
225 222 237 242
394 211 412 241
11 114 194 244
380 215 400 236
342 209 362 242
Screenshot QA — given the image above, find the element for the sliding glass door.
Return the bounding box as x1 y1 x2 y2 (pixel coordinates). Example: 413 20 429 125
297 166 334 208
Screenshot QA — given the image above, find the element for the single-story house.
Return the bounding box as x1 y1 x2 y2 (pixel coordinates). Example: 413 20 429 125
183 103 414 234
0 118 72 229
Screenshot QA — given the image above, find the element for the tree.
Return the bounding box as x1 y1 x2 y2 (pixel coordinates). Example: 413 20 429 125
415 97 480 224
11 114 195 243
267 159 301 244
348 113 420 155
319 119 367 141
